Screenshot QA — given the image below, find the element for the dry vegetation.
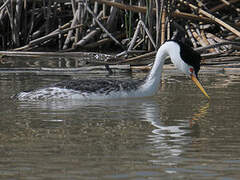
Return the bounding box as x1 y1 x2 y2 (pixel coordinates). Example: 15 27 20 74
0 0 240 67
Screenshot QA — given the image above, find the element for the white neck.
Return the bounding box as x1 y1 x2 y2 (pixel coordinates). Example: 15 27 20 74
139 41 184 96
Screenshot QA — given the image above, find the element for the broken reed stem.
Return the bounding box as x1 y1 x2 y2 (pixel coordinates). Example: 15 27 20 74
0 0 10 12
63 9 80 50
185 25 197 48
15 0 22 47
140 20 156 49
14 24 84 51
200 30 216 53
27 1 36 42
74 2 81 44
128 21 142 51
71 0 76 15
84 2 123 49
127 19 157 53
179 0 240 37
160 8 166 45
195 41 240 52
219 0 240 13
121 51 156 64
147 0 154 51
210 0 239 12
155 0 160 48
129 0 132 38
93 1 98 25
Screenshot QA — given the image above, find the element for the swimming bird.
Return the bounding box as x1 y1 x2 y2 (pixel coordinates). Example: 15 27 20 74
16 40 209 100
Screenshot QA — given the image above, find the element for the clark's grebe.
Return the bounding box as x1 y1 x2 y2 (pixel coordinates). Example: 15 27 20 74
16 40 209 100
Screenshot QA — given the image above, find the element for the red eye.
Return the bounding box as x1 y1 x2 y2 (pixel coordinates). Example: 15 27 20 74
189 68 194 73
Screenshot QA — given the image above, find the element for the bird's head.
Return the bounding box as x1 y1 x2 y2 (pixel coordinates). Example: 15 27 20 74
168 40 210 99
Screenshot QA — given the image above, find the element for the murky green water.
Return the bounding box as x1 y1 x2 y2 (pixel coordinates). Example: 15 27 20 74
0 70 240 180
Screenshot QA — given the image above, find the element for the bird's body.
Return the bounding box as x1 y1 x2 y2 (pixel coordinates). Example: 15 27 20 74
17 78 145 100
16 40 209 100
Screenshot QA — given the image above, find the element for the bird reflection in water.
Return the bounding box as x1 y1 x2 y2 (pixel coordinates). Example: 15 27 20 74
190 102 210 128
142 100 210 167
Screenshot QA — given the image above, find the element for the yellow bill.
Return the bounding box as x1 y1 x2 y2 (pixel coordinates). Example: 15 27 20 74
191 75 210 99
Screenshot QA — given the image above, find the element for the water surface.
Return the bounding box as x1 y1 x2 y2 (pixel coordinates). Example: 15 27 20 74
0 71 240 180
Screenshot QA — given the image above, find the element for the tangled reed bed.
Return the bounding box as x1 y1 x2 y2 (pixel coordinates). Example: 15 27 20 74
0 0 240 67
